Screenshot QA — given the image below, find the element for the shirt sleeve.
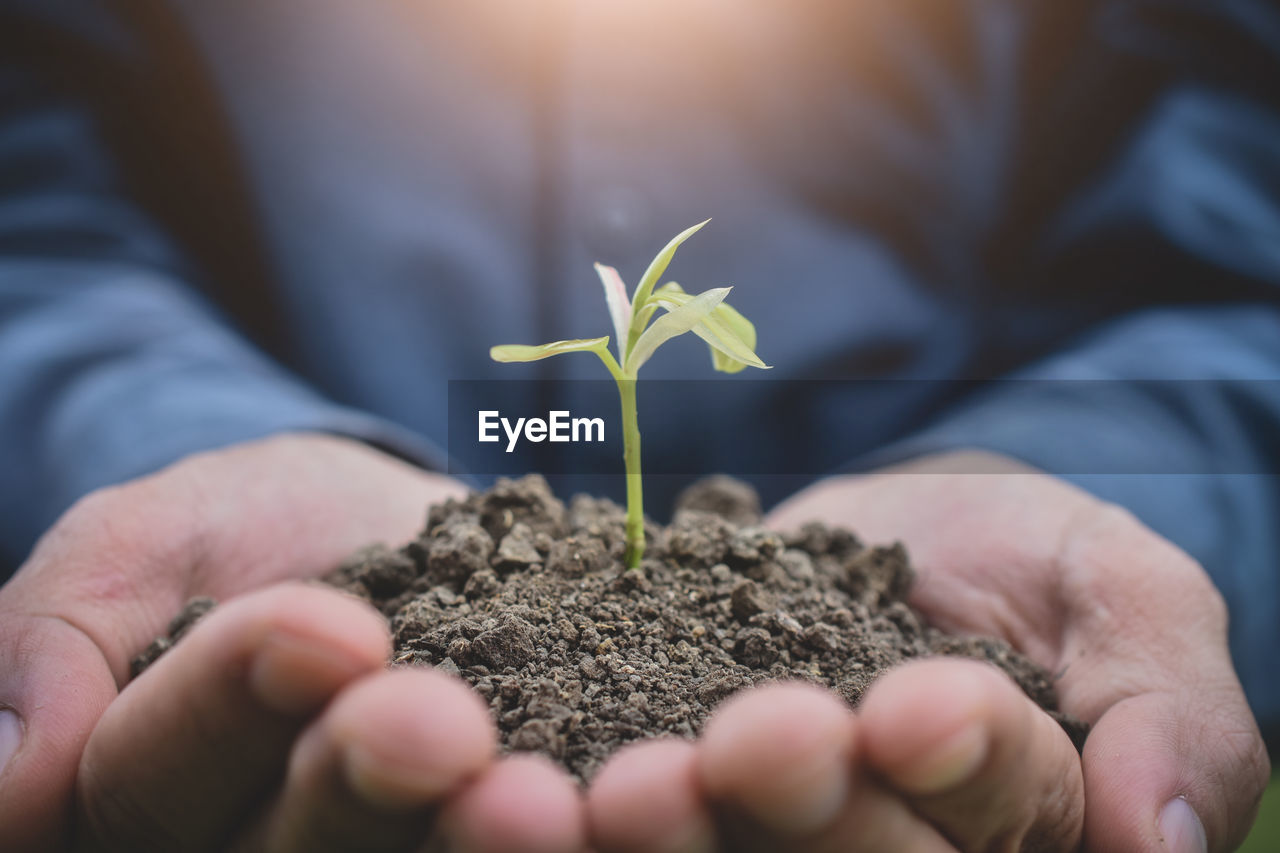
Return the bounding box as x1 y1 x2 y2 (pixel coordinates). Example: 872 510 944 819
0 20 446 570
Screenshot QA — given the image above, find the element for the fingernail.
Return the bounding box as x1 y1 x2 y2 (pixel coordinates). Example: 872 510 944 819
0 708 22 777
249 632 370 716
344 743 459 810
1159 797 1207 853
897 722 987 795
752 736 852 834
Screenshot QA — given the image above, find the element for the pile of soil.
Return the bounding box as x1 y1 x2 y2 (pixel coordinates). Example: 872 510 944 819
135 474 1085 784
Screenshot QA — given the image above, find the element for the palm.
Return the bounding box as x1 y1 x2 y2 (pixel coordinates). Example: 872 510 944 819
0 435 590 852
766 451 1266 850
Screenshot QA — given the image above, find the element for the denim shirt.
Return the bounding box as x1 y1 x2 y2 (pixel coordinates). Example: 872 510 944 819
1 0 1278 738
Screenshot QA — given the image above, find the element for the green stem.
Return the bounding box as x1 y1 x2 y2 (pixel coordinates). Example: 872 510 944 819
617 376 644 568
592 344 644 567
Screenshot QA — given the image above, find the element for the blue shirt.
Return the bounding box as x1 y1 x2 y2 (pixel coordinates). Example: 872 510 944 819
1 0 1279 739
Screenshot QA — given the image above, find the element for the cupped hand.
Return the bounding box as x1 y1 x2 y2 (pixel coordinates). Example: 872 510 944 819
587 450 1268 852
0 433 587 852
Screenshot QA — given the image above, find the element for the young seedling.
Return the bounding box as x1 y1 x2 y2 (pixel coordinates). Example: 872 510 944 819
490 220 769 569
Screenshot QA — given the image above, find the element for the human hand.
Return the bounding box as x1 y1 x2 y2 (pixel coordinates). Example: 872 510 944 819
586 450 1268 852
0 433 587 852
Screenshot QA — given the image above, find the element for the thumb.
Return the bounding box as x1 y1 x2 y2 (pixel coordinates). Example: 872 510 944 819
0 485 185 851
1081 684 1268 852
0 612 117 850
1055 507 1270 852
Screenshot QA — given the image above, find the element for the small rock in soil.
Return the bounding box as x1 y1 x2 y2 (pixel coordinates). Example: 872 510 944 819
494 523 541 570
674 474 763 527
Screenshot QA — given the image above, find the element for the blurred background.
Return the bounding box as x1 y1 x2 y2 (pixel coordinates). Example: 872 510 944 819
2 0 1277 840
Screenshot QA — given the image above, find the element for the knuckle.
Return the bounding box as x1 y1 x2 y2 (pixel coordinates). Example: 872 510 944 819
18 486 150 604
56 484 134 547
50 476 193 563
1061 502 1224 627
1195 580 1230 633
41 475 208 600
1187 696 1270 821
1229 726 1272 801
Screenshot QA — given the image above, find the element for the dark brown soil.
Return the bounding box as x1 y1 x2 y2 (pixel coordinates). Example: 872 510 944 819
134 474 1086 784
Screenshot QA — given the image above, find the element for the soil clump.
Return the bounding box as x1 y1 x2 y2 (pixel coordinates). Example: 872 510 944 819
135 475 1086 784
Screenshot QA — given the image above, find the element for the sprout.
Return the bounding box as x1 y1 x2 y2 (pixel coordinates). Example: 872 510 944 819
491 220 769 569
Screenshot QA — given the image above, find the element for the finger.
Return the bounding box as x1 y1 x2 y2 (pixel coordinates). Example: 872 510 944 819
1055 509 1270 852
859 658 1083 851
697 683 952 852
76 583 391 851
697 682 855 837
1081 692 1266 853
706 777 956 853
0 612 116 849
240 667 495 852
438 753 586 853
587 738 714 853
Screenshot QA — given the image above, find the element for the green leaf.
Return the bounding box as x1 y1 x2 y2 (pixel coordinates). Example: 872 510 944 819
626 219 710 357
490 337 610 363
652 283 768 372
629 301 661 348
594 263 632 361
706 301 763 373
626 286 730 373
